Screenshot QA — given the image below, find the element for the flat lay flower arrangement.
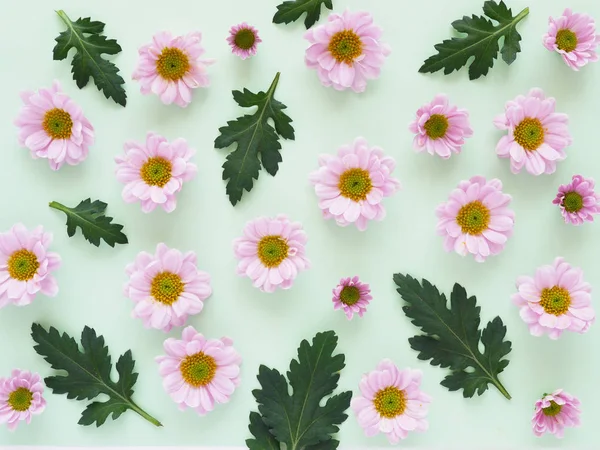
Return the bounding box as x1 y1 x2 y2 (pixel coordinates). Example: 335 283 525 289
1 0 599 447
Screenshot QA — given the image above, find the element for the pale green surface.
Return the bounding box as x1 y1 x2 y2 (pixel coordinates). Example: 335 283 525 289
1 0 599 447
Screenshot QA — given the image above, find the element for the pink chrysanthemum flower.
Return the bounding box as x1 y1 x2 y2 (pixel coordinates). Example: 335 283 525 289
132 31 214 107
309 137 401 231
553 174 600 225
233 215 310 293
0 370 46 431
512 257 594 339
351 359 431 444
227 23 261 59
124 243 212 332
409 94 473 159
115 132 197 213
494 88 571 176
543 9 600 70
304 10 391 93
332 276 372 320
14 80 94 171
0 224 60 309
532 390 581 438
156 326 241 415
436 176 515 263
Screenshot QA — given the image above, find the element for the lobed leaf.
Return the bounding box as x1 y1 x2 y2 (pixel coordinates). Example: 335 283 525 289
49 198 128 248
215 72 295 206
419 1 529 80
53 10 126 106
31 324 161 427
393 273 512 399
273 0 333 29
247 331 351 450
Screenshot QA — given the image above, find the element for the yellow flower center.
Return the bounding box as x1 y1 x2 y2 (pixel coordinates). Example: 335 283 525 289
514 118 545 151
42 108 73 140
338 168 372 202
8 387 33 412
556 29 578 52
539 286 571 316
8 249 40 281
257 235 289 268
562 191 583 213
140 157 172 187
542 400 563 417
339 285 360 306
234 29 256 50
456 201 491 235
328 30 363 65
180 352 217 387
150 272 184 305
373 386 406 419
156 47 190 81
424 114 449 139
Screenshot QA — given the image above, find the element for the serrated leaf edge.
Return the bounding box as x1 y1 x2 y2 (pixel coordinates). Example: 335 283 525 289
30 323 162 426
419 2 529 79
215 72 295 206
49 198 128 247
393 274 512 399
273 0 334 29
248 330 351 449
55 10 126 106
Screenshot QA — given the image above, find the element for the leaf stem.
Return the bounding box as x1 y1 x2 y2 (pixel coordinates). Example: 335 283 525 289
56 10 72 27
514 7 530 24
130 402 163 427
267 72 281 98
49 201 68 213
493 379 512 400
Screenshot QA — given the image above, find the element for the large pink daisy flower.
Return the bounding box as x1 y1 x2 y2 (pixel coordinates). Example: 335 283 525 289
309 137 400 231
304 10 391 92
543 9 600 70
351 359 430 444
332 276 372 320
124 243 212 332
233 215 310 293
409 94 473 159
156 326 241 415
532 390 581 438
14 80 94 171
227 23 261 59
512 257 594 339
436 176 515 262
553 174 600 225
115 132 197 213
0 224 60 309
0 369 46 431
132 31 214 107
494 88 571 175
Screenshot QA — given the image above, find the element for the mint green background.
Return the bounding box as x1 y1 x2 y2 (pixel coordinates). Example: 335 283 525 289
1 0 599 447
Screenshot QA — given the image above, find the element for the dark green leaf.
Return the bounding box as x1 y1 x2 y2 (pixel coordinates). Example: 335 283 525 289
54 10 126 106
247 331 351 450
246 412 280 450
79 398 129 426
49 198 128 248
215 72 295 206
393 274 512 399
419 1 529 80
31 324 161 427
307 441 340 450
273 0 333 29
